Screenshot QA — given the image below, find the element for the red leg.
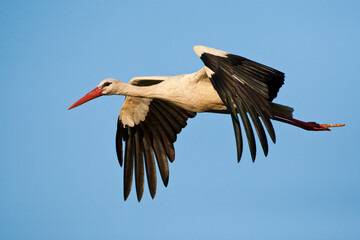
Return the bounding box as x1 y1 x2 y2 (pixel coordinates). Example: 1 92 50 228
273 113 344 131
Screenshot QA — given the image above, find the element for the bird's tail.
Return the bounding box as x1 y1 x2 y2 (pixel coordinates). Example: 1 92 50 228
270 103 294 118
270 103 345 131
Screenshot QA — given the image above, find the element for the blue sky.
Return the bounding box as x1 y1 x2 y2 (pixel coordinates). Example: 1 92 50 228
1 0 359 239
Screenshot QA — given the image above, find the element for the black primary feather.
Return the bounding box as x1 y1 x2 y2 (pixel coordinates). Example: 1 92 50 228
116 99 196 201
199 52 283 161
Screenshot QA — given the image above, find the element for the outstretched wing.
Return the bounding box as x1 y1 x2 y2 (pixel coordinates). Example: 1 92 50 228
194 45 284 162
116 78 196 201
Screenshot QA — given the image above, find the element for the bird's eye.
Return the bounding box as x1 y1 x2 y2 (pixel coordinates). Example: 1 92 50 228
102 82 112 88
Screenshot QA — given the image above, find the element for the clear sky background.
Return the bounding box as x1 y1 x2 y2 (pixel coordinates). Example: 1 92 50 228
1 1 359 239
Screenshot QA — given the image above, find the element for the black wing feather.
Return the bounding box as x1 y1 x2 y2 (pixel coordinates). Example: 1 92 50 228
123 128 134 200
200 51 284 161
142 129 157 198
116 99 196 201
134 128 145 201
115 119 124 166
226 95 243 162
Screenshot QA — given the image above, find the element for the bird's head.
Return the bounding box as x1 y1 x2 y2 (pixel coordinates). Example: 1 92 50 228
97 78 121 95
68 78 120 110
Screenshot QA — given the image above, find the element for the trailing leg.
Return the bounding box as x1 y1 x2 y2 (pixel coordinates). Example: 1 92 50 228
273 113 344 131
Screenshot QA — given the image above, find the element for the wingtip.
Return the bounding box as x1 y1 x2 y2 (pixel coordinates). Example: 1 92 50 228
264 150 268 157
193 45 205 57
236 149 242 163
193 45 228 58
163 177 169 187
124 185 131 201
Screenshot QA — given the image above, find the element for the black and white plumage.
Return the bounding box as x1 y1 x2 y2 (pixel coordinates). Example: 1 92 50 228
69 45 343 201
197 47 284 162
116 97 196 200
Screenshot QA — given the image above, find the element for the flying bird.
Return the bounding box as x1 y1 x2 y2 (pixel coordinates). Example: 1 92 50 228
68 45 344 201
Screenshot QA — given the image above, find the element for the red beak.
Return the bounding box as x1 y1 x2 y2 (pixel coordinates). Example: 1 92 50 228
68 87 103 110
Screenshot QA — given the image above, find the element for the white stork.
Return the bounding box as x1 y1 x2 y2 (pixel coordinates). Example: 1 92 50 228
69 45 344 201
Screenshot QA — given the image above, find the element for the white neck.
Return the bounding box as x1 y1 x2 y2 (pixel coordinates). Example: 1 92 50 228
112 81 168 100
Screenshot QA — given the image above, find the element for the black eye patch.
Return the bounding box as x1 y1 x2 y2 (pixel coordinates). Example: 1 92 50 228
101 82 112 88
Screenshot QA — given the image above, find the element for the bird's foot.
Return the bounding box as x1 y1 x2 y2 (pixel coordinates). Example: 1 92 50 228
311 123 345 131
